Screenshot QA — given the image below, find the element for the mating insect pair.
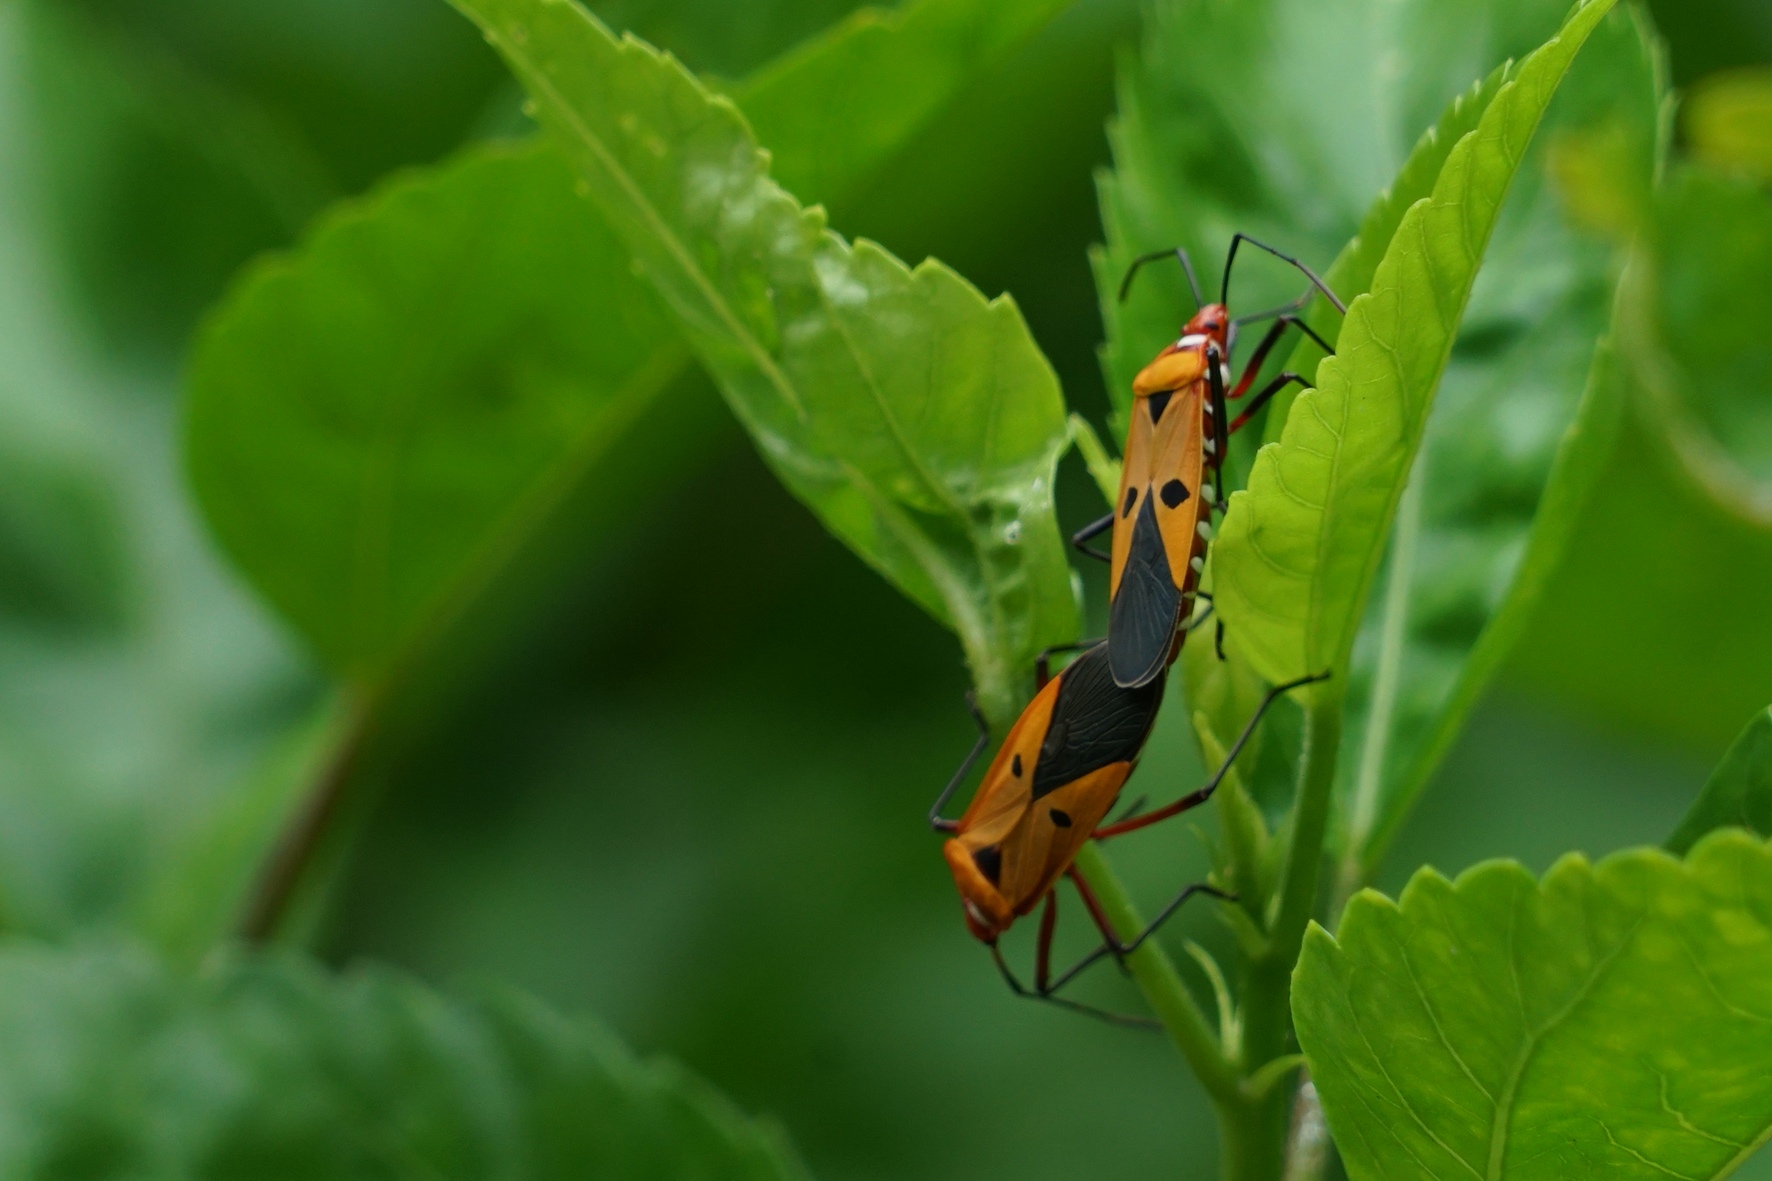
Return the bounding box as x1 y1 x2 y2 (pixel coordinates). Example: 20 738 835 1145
930 235 1343 1024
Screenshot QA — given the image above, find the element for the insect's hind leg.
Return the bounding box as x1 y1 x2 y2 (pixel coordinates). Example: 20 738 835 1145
987 893 1160 1029
1228 372 1311 435
1091 669 1332 840
1068 868 1234 960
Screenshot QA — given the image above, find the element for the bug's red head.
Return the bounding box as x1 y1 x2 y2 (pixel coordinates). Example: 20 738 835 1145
1182 303 1230 347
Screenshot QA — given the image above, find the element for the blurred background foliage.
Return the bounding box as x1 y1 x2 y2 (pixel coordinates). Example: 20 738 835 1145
0 0 1768 1177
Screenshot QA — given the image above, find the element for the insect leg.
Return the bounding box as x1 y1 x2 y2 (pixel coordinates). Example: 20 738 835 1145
1091 669 1332 839
1071 512 1113 564
1228 315 1336 399
988 938 1159 1029
1068 871 1235 960
928 693 989 832
1228 373 1311 435
1035 639 1103 690
1118 246 1204 309
1034 890 1060 991
1221 233 1345 313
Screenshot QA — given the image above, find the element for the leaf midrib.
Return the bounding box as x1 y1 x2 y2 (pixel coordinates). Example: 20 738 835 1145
1483 908 1644 1180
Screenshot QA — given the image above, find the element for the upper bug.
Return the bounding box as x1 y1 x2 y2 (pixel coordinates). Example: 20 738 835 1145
1073 235 1346 689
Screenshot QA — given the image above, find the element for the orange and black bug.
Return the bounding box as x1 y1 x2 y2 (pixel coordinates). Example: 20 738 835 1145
930 640 1327 1024
1074 235 1346 689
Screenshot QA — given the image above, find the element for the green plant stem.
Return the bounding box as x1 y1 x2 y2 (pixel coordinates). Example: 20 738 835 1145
1231 687 1345 1181
1070 843 1237 1101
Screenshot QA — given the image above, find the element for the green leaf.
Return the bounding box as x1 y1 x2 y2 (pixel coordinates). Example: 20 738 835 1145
1504 164 1772 753
188 142 696 680
1638 166 1772 491
732 0 1072 209
451 0 1079 723
0 937 804 1178
1669 708 1772 855
1212 0 1619 690
1296 831 1772 1181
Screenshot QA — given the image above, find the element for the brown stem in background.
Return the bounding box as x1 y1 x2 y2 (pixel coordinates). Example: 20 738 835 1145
235 695 374 942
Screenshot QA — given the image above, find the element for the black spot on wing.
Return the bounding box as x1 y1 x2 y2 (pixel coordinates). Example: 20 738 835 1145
1012 754 1023 778
1048 808 1072 828
973 845 1003 886
1160 478 1190 509
1031 642 1164 799
1122 486 1137 518
1147 389 1173 424
1107 496 1182 689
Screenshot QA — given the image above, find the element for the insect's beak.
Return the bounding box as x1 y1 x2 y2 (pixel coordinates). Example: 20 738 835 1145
962 899 1000 944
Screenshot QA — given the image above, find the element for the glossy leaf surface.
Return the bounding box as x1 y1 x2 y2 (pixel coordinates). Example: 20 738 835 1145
1297 832 1772 1180
451 0 1079 721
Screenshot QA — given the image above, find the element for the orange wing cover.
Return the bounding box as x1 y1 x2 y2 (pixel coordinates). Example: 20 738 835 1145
942 644 1163 940
1102 344 1214 688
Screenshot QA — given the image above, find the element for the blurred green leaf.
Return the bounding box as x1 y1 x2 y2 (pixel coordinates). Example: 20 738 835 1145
1211 0 1619 685
1508 163 1772 752
0 431 127 633
1642 166 1772 490
0 937 804 1179
0 0 312 938
1668 707 1772 854
189 144 689 680
22 0 335 365
70 0 510 196
736 0 1072 209
1297 831 1772 1181
452 0 1079 723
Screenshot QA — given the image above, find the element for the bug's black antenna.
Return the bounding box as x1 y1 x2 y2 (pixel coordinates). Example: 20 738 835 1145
1118 247 1204 311
1221 233 1346 315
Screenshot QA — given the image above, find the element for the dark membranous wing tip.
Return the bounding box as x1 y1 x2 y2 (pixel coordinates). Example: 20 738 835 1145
1107 496 1180 690
1031 642 1164 798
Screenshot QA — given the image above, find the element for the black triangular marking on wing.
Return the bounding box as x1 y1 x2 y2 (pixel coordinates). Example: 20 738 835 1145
973 845 1003 886
1032 642 1164 799
1147 389 1174 424
1107 496 1181 689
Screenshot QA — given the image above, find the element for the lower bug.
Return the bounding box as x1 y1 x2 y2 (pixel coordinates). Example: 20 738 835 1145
930 640 1327 1024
